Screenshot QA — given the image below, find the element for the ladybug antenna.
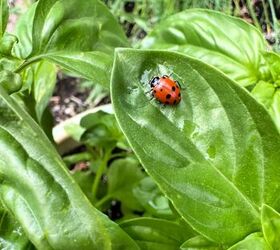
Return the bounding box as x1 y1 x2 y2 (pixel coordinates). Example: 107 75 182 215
169 72 174 77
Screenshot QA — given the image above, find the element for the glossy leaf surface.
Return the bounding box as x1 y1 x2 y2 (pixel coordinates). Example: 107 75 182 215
120 217 194 250
261 204 280 249
0 206 33 250
13 0 128 87
141 9 267 87
133 177 175 219
111 49 280 244
0 86 139 249
180 235 222 250
30 60 56 123
227 233 270 250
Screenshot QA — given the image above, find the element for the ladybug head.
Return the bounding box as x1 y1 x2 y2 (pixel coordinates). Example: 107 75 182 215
150 76 159 87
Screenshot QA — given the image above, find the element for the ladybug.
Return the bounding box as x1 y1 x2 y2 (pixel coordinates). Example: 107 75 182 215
149 75 181 105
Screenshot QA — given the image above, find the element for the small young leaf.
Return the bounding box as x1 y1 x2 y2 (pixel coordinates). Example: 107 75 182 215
261 204 280 249
180 235 223 250
107 158 145 210
0 70 22 93
263 51 280 82
142 9 267 87
0 33 18 56
31 60 57 123
133 177 175 219
227 233 270 250
251 81 280 131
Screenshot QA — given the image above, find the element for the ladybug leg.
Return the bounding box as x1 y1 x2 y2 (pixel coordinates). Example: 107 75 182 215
145 89 153 94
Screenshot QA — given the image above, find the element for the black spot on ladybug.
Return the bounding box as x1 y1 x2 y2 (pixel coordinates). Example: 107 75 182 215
173 100 177 105
166 94 171 99
165 101 169 105
153 90 156 93
178 93 181 97
176 85 179 89
172 86 176 91
160 89 163 91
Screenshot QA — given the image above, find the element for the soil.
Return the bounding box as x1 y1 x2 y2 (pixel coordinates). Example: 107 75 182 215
48 74 91 124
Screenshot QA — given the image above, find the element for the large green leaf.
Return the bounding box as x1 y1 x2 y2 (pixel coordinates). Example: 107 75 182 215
111 49 280 244
120 217 195 250
261 204 280 249
0 85 139 249
13 0 129 87
141 9 267 87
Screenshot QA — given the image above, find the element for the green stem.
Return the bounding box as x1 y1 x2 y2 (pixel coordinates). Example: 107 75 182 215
246 0 262 31
14 56 43 73
0 210 6 227
95 194 112 209
63 152 92 166
268 0 280 51
261 0 271 33
233 0 241 16
92 149 111 202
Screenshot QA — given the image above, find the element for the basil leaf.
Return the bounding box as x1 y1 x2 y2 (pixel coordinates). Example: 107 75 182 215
142 9 267 87
261 204 280 249
227 233 270 250
111 48 280 244
120 217 194 250
13 0 129 88
0 86 139 249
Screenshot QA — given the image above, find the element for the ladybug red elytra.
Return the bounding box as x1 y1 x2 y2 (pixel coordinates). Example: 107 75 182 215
149 75 181 105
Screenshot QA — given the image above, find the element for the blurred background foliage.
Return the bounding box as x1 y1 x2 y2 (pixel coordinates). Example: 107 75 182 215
103 0 280 51
8 0 280 51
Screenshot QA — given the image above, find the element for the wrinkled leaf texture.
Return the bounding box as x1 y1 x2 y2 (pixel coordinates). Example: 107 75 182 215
111 49 280 245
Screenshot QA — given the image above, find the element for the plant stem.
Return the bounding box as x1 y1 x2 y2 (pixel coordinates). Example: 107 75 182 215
261 0 271 33
246 0 262 31
92 149 111 202
14 56 42 73
63 152 92 166
95 194 112 209
268 0 280 51
232 0 240 16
